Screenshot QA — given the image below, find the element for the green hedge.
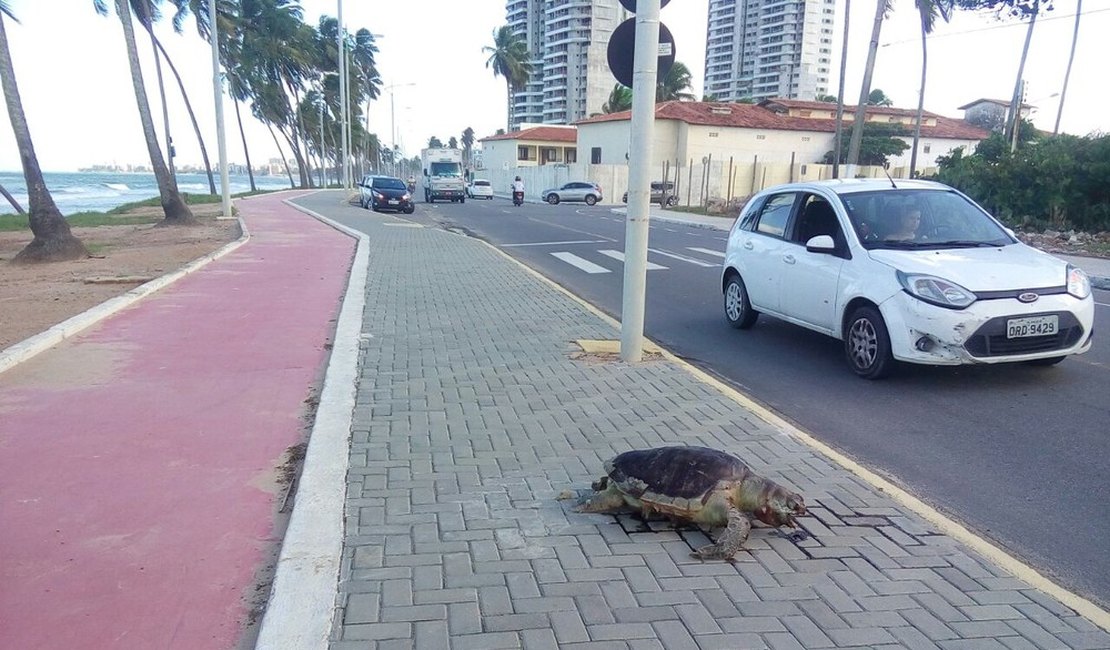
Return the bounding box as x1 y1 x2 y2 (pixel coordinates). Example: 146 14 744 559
929 131 1110 233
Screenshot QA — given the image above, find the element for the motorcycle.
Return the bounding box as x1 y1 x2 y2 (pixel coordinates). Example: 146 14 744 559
406 181 416 194
512 190 524 206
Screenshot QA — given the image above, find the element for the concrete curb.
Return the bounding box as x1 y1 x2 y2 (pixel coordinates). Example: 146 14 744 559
0 218 251 376
253 197 368 650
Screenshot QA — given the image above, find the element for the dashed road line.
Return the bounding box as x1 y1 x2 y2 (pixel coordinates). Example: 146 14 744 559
503 240 609 248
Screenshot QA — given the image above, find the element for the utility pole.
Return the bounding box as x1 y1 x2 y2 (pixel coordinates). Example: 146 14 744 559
210 0 230 218
620 0 662 363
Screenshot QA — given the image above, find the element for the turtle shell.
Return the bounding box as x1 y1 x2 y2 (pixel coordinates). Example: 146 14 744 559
605 446 751 502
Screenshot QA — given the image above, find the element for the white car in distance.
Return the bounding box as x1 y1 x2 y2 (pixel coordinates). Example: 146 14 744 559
467 179 494 200
721 179 1094 379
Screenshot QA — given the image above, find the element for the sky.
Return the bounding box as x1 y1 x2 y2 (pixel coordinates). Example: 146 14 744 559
0 0 1105 173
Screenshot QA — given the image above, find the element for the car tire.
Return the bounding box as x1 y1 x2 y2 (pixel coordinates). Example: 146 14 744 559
666 196 678 207
461 196 465 204
585 195 597 206
845 306 895 379
404 207 415 214
547 194 560 205
723 274 758 330
1024 355 1066 367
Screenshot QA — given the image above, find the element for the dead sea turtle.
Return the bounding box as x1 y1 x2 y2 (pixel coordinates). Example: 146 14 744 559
574 446 807 559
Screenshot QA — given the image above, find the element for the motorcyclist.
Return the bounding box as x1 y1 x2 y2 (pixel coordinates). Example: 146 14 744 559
406 175 416 192
512 176 525 205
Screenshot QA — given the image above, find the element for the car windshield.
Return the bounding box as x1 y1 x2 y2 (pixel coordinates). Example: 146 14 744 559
840 189 1013 250
373 178 406 190
429 162 461 177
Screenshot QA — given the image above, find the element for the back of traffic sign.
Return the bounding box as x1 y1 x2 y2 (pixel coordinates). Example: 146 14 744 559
618 0 672 11
606 19 676 89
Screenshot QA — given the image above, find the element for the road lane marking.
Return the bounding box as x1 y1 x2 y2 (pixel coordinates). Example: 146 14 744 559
1095 301 1109 308
688 247 726 258
647 248 717 267
550 252 610 273
599 249 667 270
503 240 608 248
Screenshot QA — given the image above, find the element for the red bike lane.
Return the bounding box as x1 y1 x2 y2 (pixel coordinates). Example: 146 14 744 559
0 193 355 649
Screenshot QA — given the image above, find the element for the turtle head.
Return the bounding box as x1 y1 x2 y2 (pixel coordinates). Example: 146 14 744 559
753 487 807 528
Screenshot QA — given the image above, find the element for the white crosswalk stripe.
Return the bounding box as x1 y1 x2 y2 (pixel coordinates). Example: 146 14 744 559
598 250 668 270
550 252 610 273
688 247 726 258
648 248 716 267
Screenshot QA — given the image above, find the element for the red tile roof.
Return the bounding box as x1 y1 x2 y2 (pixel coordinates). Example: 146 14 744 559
575 100 989 141
480 126 578 143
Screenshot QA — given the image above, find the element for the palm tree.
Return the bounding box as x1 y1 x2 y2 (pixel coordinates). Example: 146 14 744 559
1054 0 1080 134
603 84 632 113
1005 0 1040 151
656 61 695 101
1 3 88 262
910 0 953 177
461 127 475 171
448 136 458 149
483 25 532 131
867 88 894 106
833 0 850 178
95 0 195 224
846 0 893 169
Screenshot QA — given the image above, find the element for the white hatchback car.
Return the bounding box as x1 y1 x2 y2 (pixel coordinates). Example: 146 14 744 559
721 179 1094 379
467 179 494 200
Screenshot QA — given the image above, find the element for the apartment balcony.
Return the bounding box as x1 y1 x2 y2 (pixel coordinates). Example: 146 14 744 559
547 32 589 48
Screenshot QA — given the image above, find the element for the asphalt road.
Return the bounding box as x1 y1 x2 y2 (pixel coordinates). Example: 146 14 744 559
324 193 1110 610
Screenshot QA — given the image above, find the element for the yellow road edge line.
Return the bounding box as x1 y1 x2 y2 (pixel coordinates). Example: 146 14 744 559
466 233 1110 633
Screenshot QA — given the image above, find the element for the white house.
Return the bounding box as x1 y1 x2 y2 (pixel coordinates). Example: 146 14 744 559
478 124 579 174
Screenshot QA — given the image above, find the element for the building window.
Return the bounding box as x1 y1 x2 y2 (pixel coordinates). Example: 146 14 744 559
518 146 529 161
591 147 601 164
924 144 931 154
756 134 766 140
566 148 577 163
709 132 719 138
802 136 810 142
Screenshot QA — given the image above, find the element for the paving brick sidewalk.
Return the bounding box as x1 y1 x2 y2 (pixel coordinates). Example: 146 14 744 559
329 214 1109 648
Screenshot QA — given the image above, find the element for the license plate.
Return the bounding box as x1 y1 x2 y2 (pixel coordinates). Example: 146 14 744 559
1006 315 1058 339
388 200 399 205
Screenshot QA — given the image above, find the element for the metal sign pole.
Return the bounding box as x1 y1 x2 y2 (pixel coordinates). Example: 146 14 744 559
620 0 662 363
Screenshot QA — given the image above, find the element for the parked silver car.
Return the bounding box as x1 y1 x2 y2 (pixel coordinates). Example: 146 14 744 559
541 181 603 206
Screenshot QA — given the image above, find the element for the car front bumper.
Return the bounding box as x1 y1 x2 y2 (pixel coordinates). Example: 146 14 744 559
879 291 1095 365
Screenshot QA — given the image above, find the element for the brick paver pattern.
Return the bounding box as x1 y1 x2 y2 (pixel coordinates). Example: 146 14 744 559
330 217 1109 649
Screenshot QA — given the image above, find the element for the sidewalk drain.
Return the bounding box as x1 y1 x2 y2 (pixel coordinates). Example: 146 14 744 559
571 339 664 362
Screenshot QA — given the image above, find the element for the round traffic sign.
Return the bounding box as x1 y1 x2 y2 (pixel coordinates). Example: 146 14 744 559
606 19 676 89
618 0 672 11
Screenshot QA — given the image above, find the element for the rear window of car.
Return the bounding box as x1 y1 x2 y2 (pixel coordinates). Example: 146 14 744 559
474 180 490 187
372 178 406 190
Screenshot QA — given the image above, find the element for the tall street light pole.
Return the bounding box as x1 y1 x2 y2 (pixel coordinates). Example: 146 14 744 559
210 0 230 218
337 0 350 189
384 82 416 177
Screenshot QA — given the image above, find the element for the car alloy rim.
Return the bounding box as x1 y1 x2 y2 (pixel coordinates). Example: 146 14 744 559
725 283 742 320
849 318 877 368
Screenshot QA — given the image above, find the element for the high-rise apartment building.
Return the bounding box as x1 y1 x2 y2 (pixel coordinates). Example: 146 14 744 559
703 0 836 103
505 0 626 130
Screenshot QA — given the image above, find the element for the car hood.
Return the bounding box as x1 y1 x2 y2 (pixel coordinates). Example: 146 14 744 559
868 244 1068 291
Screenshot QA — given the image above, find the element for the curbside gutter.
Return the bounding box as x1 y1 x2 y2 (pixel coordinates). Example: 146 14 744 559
252 198 367 650
0 219 252 376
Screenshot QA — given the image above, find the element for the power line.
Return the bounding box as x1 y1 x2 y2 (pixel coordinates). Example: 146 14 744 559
880 7 1108 48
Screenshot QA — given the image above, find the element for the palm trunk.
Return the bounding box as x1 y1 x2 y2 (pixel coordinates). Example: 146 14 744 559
910 18 928 177
0 183 24 214
154 37 217 194
846 0 887 169
148 23 175 183
506 78 513 131
233 99 257 192
1054 0 1081 135
282 78 310 188
1 16 88 262
1007 0 1039 152
833 0 851 177
114 0 194 225
266 122 296 188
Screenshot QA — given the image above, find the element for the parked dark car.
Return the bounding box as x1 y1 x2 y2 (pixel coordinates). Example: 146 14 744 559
359 175 415 214
623 181 678 207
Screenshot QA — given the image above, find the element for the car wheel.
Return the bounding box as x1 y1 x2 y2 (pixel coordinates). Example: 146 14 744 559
845 306 895 379
1024 355 1066 367
547 194 560 205
585 195 597 206
666 196 678 207
461 196 465 204
723 274 758 329
404 207 415 214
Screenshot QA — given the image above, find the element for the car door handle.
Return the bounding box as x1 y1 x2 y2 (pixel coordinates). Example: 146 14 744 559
783 254 796 265
743 241 754 250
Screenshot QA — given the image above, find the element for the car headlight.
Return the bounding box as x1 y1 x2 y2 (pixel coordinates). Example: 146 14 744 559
896 271 977 309
402 193 411 201
1067 264 1091 299
373 191 384 200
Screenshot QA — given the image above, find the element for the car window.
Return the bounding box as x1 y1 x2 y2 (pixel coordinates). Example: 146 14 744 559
372 177 406 190
474 180 490 187
841 189 1012 249
791 194 842 245
753 193 796 238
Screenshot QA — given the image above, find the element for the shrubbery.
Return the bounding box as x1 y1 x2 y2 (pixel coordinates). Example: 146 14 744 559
929 130 1110 233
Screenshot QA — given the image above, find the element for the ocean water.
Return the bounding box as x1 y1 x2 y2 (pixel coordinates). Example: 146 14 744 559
0 170 292 216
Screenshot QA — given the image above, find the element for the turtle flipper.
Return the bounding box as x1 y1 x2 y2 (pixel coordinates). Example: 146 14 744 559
573 481 630 514
691 508 752 560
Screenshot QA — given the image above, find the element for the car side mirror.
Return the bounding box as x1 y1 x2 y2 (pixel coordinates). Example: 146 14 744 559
805 234 836 253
